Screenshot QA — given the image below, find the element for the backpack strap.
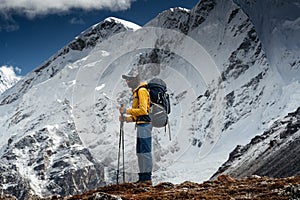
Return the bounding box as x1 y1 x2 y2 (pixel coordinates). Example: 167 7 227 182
134 85 151 115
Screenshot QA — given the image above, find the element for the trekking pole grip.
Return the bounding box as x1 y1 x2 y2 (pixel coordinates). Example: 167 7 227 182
120 104 125 127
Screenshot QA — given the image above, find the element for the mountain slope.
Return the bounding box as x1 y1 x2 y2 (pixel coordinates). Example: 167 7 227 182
0 18 140 198
211 106 300 179
209 0 300 180
144 0 299 184
234 0 300 82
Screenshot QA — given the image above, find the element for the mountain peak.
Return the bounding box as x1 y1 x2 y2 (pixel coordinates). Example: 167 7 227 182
70 16 140 51
145 6 191 34
169 7 191 13
103 17 141 31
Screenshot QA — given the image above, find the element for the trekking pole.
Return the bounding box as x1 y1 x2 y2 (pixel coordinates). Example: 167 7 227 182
121 115 125 183
168 119 171 141
117 104 126 184
117 122 122 184
117 104 124 185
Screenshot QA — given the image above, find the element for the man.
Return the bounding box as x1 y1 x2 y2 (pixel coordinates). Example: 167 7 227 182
119 72 153 185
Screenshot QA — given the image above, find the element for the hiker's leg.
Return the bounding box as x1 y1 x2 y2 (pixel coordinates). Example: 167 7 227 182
136 124 152 181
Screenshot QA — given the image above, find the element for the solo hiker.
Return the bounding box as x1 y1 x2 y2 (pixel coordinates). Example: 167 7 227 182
119 72 153 185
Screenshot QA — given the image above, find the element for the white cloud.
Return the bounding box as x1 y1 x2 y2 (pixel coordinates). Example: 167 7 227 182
14 66 22 74
0 65 22 93
0 65 22 76
0 0 136 18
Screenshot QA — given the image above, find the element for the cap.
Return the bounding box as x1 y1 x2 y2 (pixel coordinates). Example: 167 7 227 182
122 70 139 80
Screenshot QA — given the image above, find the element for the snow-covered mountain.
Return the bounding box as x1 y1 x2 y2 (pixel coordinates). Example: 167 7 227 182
0 0 299 199
0 66 21 94
234 0 300 82
0 17 140 199
144 0 299 183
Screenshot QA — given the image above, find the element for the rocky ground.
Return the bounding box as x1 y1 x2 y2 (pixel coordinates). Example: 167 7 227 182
70 176 300 200
1 175 300 199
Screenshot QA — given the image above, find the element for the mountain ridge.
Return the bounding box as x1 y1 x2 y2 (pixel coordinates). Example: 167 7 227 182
211 106 300 179
0 17 139 199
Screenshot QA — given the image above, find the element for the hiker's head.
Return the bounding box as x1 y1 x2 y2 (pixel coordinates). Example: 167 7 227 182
122 72 140 89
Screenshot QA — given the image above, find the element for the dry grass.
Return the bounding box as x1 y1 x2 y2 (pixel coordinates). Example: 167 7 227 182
45 175 300 200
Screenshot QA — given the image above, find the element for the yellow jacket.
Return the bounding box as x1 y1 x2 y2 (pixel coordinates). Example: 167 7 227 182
125 82 151 124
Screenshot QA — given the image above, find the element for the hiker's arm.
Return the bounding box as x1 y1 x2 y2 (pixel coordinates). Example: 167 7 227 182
126 88 149 116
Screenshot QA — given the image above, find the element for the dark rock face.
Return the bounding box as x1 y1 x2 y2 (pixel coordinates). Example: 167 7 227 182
191 0 217 29
252 108 300 178
221 27 261 82
69 19 129 51
49 163 105 197
212 107 300 179
0 161 31 200
254 136 300 178
1 122 105 199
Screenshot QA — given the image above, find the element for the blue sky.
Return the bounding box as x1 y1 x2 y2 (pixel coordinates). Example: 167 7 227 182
0 0 199 76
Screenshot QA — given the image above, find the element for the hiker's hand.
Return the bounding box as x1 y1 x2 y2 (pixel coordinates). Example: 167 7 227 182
119 116 133 123
119 115 126 122
119 106 126 114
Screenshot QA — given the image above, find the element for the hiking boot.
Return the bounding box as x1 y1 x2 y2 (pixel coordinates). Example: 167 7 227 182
135 180 152 187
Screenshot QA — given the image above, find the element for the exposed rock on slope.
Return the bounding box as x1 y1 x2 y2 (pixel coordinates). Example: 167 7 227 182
212 107 300 179
0 17 137 106
0 18 139 198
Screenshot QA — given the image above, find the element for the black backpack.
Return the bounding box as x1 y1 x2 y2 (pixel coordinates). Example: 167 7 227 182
145 78 171 128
